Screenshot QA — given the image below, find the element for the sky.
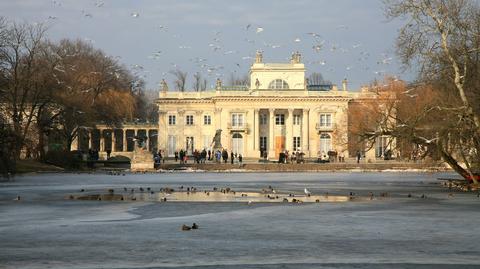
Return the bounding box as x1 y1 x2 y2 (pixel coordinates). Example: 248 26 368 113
0 0 414 92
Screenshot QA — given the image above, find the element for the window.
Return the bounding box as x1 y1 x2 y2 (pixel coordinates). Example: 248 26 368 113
186 115 194 125
293 137 301 150
260 114 267 125
320 113 332 127
268 79 289 89
204 115 211 125
275 114 285 125
231 113 244 127
293 115 301 125
168 115 176 125
260 136 267 151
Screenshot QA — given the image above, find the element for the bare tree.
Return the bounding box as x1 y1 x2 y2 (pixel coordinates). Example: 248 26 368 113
0 20 49 160
228 73 249 86
307 72 331 85
193 72 201 92
383 0 480 183
170 69 187 92
201 78 207 91
49 39 137 152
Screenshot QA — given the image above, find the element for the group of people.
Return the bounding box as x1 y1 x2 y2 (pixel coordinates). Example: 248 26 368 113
278 150 305 164
318 150 346 163
168 148 243 165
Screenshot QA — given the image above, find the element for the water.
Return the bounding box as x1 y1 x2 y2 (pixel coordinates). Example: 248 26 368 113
1 172 479 269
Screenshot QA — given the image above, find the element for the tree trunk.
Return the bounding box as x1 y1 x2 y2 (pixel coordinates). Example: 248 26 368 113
438 138 478 184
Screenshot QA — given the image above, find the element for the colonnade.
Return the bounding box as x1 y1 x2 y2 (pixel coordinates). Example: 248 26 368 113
76 125 158 153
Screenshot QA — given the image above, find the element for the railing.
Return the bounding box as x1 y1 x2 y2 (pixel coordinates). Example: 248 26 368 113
220 85 249 91
315 123 335 131
227 122 249 131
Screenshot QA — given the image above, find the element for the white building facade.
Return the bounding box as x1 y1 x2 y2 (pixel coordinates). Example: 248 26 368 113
156 52 360 159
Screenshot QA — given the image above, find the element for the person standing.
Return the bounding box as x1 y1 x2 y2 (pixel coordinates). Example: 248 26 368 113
207 149 211 161
174 151 179 162
179 149 184 164
238 154 243 165
222 149 228 163
230 151 234 164
356 150 361 164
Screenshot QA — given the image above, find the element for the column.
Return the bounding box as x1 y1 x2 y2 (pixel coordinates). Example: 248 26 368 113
158 111 167 152
99 129 105 152
286 108 294 152
134 129 138 149
112 129 116 152
87 129 92 150
254 108 259 151
143 130 149 151
195 111 203 152
178 110 185 150
302 109 309 156
268 108 275 158
123 129 127 152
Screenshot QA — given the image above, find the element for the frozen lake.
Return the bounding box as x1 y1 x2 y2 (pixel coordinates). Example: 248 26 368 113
0 171 479 269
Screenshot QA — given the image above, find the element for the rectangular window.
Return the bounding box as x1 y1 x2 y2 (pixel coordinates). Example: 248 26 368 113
186 115 194 125
275 114 285 125
260 136 267 151
293 137 301 150
204 115 211 125
293 115 301 125
320 114 332 127
168 115 176 125
260 114 267 125
231 113 244 127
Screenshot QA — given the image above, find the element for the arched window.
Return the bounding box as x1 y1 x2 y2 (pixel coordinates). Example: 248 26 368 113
268 79 289 89
232 133 243 139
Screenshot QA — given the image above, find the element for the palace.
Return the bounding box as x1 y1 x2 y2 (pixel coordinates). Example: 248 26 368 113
156 51 388 160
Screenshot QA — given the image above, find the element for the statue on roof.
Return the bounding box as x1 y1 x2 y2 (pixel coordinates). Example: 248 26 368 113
291 51 301 64
255 50 263 63
160 79 168 92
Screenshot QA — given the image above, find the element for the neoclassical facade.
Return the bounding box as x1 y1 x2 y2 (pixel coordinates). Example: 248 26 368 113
157 52 361 159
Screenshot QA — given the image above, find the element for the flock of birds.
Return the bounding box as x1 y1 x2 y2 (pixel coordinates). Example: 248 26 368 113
45 0 398 90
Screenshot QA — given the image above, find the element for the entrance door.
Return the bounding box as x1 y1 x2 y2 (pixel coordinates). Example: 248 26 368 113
232 133 243 155
167 135 176 157
319 133 331 155
275 136 285 158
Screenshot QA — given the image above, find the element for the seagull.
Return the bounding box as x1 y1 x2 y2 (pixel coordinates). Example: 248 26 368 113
294 38 301 42
131 12 139 18
256 27 264 33
304 188 311 197
246 24 251 30
306 32 321 38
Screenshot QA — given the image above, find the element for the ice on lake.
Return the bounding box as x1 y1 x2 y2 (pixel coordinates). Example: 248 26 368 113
0 172 479 269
